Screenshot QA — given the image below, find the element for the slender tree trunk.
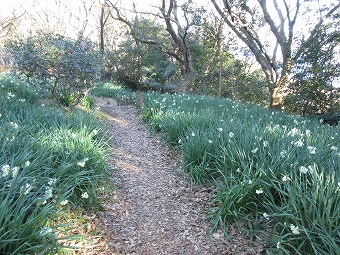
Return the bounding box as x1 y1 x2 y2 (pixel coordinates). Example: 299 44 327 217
100 5 105 53
218 40 222 97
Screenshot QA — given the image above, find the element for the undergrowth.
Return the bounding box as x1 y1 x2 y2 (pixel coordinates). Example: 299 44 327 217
0 72 110 254
141 92 339 255
91 82 135 101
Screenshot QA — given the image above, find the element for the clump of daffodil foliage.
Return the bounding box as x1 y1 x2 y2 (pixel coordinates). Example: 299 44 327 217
142 92 339 255
0 73 109 254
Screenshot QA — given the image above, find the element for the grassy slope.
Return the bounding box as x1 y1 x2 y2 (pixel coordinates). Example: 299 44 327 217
0 73 109 254
141 92 339 255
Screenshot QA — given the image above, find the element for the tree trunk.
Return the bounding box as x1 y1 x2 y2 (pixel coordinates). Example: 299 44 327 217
269 86 283 109
176 71 196 93
100 5 105 52
218 41 222 97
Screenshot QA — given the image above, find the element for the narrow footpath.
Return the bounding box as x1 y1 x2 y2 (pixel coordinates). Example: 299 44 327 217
92 97 262 255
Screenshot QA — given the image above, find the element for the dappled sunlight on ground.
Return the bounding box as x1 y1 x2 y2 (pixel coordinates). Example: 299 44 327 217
115 158 141 174
106 115 129 126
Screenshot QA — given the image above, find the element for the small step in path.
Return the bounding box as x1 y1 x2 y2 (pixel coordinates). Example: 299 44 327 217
93 97 263 255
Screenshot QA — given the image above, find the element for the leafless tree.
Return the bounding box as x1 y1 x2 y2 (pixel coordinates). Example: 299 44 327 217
99 1 112 52
20 0 98 38
211 0 340 109
0 12 25 38
105 0 197 92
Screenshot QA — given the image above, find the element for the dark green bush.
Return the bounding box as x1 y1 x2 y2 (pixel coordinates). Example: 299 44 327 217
5 34 103 108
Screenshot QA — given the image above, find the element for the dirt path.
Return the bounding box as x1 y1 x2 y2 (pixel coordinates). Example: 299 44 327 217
93 97 263 255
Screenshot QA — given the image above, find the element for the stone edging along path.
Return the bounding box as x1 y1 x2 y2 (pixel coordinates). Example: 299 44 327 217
90 97 264 255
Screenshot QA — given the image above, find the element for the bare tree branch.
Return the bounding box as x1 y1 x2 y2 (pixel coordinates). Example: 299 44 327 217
106 0 183 62
258 0 287 48
212 0 339 109
212 0 279 84
294 2 339 61
106 0 197 91
0 11 25 38
78 0 96 37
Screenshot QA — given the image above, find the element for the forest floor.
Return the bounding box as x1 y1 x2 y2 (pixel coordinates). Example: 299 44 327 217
79 97 265 255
